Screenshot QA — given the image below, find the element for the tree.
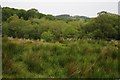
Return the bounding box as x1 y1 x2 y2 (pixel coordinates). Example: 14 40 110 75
4 14 33 38
81 11 119 40
41 31 54 41
45 14 56 20
62 25 78 38
25 8 39 20
2 7 46 21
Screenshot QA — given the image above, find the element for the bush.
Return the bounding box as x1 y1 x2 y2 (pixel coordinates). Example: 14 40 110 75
41 31 54 42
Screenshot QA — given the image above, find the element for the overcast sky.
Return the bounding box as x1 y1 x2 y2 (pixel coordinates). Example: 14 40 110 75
1 0 119 17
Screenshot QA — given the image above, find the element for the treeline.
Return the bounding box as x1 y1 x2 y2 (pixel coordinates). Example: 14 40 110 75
2 7 120 41
3 14 80 42
2 7 55 21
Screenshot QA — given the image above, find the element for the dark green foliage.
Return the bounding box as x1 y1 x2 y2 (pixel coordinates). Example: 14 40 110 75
2 7 46 21
81 11 119 40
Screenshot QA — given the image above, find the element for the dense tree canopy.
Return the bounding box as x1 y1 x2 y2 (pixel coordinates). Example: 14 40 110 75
81 11 119 40
2 7 120 41
2 7 46 21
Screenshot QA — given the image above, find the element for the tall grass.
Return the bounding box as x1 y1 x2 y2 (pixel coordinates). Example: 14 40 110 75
2 37 119 78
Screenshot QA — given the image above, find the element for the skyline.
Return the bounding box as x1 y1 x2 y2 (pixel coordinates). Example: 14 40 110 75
1 1 118 17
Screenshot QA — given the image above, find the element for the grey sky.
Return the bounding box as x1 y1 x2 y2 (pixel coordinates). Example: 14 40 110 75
1 1 118 17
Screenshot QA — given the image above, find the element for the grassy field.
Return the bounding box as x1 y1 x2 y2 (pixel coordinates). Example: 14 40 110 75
2 37 119 78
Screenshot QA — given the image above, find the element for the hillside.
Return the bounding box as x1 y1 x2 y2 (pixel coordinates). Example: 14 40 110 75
56 14 90 21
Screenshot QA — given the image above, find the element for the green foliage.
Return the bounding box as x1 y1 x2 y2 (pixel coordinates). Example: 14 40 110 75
62 25 78 38
81 11 119 40
2 7 120 41
41 31 54 41
2 7 46 21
